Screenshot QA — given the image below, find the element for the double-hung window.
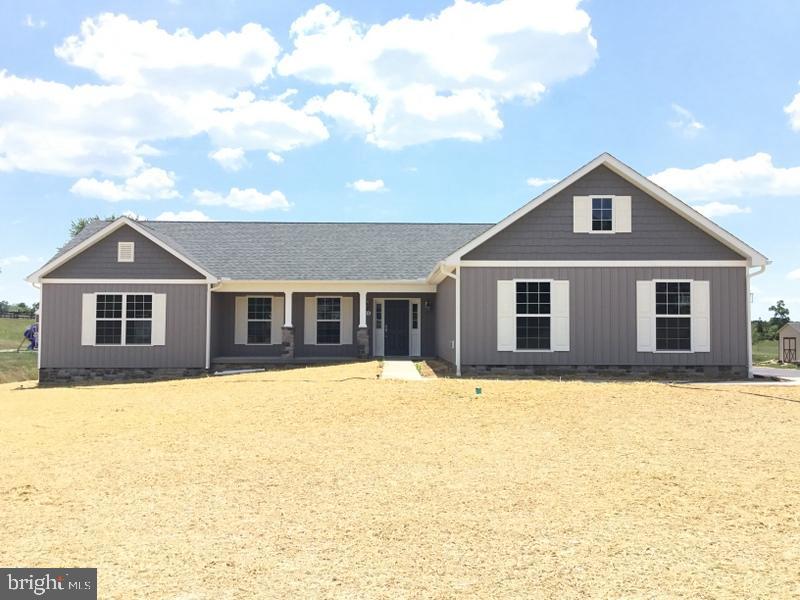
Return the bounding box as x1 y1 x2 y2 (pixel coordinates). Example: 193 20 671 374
95 293 152 345
317 297 341 344
655 281 691 351
591 197 613 231
515 281 551 350
247 297 271 344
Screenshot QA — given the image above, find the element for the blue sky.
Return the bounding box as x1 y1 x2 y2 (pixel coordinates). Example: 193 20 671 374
1 0 799 319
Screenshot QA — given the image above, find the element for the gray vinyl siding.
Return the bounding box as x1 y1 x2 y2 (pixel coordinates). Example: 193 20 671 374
210 293 284 358
464 165 745 261
47 225 206 279
367 293 436 357
435 278 456 364
460 266 747 367
41 283 207 368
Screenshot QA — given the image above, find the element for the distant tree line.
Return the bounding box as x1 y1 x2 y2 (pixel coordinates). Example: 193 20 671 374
752 300 791 341
0 300 39 316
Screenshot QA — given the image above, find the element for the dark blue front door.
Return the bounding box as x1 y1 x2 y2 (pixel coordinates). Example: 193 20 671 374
384 300 409 356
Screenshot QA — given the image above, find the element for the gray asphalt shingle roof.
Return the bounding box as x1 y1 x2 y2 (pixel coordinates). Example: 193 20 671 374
52 220 492 280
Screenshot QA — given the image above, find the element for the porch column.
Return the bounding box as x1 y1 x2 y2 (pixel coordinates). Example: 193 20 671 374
357 290 369 358
281 291 294 359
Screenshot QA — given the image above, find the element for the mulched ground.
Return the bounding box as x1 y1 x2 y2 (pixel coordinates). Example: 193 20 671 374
2 362 799 598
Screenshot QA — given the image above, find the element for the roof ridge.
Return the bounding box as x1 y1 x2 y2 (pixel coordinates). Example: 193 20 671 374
147 221 493 225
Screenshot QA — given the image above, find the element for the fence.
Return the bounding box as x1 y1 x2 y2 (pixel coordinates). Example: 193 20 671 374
0 311 35 319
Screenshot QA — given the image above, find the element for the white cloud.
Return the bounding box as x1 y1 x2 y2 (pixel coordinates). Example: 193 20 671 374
347 178 386 192
55 13 280 93
279 1 597 148
121 210 145 220
70 167 180 201
690 202 751 218
785 84 800 131
304 90 374 135
649 153 800 202
0 16 329 177
0 255 30 267
787 268 800 280
527 176 558 187
669 103 704 137
155 209 210 221
209 147 247 171
206 92 329 152
23 15 46 29
267 151 284 163
193 187 290 211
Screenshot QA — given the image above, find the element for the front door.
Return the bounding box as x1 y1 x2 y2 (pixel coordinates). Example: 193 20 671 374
384 300 409 356
784 337 797 363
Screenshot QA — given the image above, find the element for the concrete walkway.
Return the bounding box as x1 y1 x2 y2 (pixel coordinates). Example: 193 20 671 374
380 359 423 381
752 366 800 382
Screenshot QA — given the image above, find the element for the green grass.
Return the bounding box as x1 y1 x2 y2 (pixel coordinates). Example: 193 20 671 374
0 352 37 384
752 338 798 369
0 317 34 350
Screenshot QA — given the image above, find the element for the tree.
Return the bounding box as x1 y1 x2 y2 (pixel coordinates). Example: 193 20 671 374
765 300 791 340
769 300 790 325
70 215 105 237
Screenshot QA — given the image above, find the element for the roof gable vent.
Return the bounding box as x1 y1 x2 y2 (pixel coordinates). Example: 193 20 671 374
117 241 135 263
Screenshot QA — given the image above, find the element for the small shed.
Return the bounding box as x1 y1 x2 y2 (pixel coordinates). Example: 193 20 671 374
778 322 800 364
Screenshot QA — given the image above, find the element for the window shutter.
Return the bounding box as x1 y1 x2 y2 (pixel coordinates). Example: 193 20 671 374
614 196 631 233
81 293 96 346
234 296 247 345
304 297 316 345
340 297 353 344
573 196 590 233
691 280 711 352
271 296 284 345
151 293 167 346
551 280 570 351
636 280 655 352
497 280 515 351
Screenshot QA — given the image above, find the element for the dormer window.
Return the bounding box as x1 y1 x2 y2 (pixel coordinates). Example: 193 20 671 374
117 241 135 262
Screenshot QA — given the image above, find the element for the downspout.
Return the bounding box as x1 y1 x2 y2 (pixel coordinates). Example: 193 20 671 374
455 265 461 376
746 264 767 378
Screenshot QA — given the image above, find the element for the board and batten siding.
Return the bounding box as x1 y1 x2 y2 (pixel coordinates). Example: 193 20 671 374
435 278 456 364
47 225 206 279
460 266 747 367
41 283 207 368
463 165 745 261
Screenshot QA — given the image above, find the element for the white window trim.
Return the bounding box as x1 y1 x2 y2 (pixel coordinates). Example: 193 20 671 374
512 278 554 353
95 292 154 347
588 195 616 234
245 295 272 346
117 241 135 262
652 278 694 354
316 296 342 346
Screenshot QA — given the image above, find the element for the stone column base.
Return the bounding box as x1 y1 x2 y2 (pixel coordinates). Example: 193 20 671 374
281 326 295 359
357 326 369 358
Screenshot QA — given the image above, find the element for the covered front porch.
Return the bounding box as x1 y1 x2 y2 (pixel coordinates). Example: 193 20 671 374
208 281 437 368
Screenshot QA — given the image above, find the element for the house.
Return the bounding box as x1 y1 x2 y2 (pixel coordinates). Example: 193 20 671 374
778 322 799 364
27 153 769 383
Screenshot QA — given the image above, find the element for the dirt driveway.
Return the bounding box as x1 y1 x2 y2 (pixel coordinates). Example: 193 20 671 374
2 362 799 598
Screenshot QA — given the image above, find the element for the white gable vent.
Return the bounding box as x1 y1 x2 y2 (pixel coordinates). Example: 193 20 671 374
117 241 135 263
